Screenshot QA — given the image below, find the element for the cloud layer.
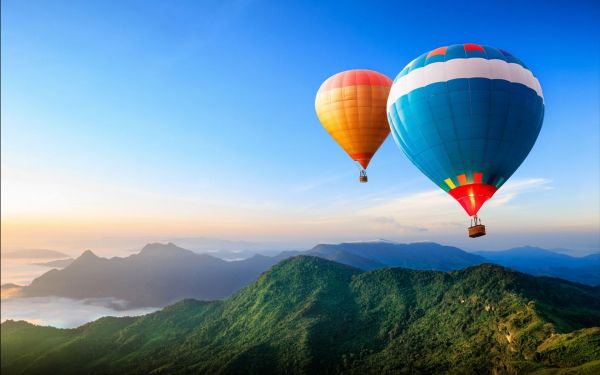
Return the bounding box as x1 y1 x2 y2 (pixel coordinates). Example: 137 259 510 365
1 297 158 328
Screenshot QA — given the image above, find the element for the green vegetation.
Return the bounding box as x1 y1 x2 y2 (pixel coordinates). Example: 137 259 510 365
2 257 599 374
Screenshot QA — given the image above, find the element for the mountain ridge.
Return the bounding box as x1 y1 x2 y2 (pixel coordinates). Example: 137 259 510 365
20 243 284 308
13 241 600 309
311 241 486 271
475 246 600 285
1 249 70 259
2 257 599 374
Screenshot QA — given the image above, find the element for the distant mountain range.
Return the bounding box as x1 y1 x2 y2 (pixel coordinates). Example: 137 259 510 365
2 257 599 374
11 241 599 308
307 241 486 271
33 258 74 268
1 249 70 259
300 242 600 286
0 284 23 299
164 236 296 259
20 243 289 308
475 246 600 285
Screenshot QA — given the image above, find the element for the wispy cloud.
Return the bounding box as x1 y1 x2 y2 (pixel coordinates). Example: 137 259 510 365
359 189 452 216
487 178 553 207
370 216 429 233
328 177 556 235
360 177 553 216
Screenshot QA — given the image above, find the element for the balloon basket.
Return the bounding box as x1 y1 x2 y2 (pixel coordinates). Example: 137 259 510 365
468 224 486 238
359 169 368 183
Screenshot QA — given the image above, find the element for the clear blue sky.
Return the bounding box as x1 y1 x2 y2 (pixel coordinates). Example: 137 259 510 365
2 0 599 253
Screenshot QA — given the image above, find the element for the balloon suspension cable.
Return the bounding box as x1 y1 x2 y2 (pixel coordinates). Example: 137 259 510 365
355 161 368 183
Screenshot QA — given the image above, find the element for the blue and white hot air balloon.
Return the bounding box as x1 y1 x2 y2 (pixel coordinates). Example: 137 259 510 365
387 43 545 237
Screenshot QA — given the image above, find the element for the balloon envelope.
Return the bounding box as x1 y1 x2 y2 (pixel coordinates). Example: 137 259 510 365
315 70 392 170
387 44 544 216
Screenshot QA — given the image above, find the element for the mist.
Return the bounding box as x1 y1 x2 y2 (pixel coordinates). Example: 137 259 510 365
1 296 158 328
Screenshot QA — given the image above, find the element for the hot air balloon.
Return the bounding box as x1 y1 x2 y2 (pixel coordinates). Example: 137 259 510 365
315 70 392 183
387 44 544 237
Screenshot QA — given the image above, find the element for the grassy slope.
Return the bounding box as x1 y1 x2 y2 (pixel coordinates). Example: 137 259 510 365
2 257 599 375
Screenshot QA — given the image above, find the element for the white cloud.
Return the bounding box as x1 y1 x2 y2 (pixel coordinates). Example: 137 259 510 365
1 296 158 328
328 177 556 235
359 189 453 216
370 216 429 233
487 178 553 208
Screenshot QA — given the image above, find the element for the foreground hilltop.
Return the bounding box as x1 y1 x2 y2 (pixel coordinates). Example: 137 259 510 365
2 256 600 374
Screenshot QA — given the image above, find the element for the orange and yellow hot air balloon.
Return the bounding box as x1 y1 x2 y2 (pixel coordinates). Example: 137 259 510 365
315 70 392 182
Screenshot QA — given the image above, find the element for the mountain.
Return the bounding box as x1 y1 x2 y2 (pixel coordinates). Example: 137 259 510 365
16 241 485 308
164 236 298 258
32 258 74 268
307 247 385 270
0 284 23 299
1 283 22 289
310 241 486 271
476 246 600 286
1 249 70 259
2 257 599 374
16 242 599 309
21 243 289 308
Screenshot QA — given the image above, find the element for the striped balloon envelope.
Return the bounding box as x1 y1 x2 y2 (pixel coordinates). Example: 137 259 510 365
315 70 392 182
387 44 544 223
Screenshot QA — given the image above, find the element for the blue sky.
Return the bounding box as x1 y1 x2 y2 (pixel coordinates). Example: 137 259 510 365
2 0 599 253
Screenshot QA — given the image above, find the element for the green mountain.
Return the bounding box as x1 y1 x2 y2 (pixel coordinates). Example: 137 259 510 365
2 257 599 374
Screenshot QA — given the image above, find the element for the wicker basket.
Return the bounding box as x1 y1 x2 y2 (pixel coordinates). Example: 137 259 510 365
468 224 486 238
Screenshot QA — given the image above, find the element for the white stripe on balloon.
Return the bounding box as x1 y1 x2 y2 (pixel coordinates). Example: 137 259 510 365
387 58 544 110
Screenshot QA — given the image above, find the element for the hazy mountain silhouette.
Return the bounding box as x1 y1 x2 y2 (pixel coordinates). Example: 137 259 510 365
32 258 74 268
3 257 599 374
310 241 485 271
21 243 289 308
1 249 70 259
17 241 599 308
476 246 600 285
164 236 294 258
1 283 22 289
17 241 486 307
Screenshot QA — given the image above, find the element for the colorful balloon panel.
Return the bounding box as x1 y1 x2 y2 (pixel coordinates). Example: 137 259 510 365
315 70 392 169
387 44 544 216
